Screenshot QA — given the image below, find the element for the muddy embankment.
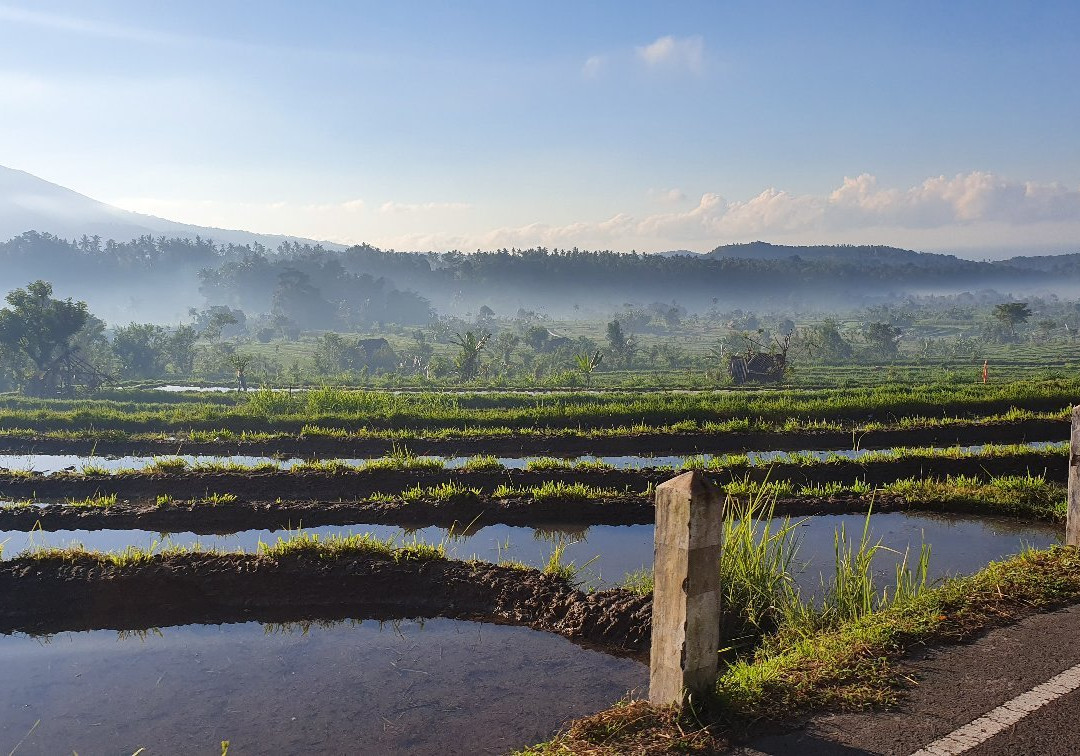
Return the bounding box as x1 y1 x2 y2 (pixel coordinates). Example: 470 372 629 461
0 418 1066 457
0 452 1065 503
0 551 651 655
0 491 1059 534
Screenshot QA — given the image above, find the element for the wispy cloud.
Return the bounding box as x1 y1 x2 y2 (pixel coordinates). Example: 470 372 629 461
649 187 687 205
582 55 606 79
378 201 472 214
0 4 188 46
636 35 704 73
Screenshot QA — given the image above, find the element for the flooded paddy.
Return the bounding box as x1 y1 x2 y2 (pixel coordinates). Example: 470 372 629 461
0 618 645 755
0 441 1064 476
0 512 1060 593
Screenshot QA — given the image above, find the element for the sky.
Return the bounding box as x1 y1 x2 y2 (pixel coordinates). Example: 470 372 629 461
1 1 1079 256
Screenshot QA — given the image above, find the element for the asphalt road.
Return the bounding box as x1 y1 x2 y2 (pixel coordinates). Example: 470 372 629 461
726 603 1080 756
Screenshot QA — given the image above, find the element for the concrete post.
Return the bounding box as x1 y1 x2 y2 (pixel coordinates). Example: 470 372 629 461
649 470 724 706
1068 406 1080 546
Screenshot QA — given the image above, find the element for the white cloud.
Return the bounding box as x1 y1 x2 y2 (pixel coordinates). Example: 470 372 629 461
582 55 606 79
376 172 1080 252
109 173 1080 254
636 35 704 73
0 4 190 46
825 172 1080 228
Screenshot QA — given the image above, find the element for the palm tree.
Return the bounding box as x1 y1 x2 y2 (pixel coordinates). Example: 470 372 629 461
451 331 491 381
573 350 603 385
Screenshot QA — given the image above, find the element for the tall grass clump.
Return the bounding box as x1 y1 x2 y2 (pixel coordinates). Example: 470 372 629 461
246 387 303 416
719 495 802 647
146 457 189 474
257 530 445 561
460 454 504 472
66 493 118 508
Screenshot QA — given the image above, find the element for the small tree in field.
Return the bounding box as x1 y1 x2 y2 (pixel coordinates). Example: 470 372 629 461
992 302 1032 341
863 321 902 360
574 350 603 384
452 331 490 381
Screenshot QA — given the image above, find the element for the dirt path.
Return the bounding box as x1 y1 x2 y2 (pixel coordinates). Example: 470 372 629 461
0 551 651 656
727 604 1080 755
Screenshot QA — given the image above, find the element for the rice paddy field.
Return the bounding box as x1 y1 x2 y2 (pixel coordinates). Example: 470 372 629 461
0 376 1077 753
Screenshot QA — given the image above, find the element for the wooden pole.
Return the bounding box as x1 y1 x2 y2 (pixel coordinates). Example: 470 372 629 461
649 470 724 706
1068 406 1080 547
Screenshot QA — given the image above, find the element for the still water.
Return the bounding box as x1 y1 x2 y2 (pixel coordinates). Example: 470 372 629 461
0 618 645 755
0 512 1060 593
0 441 1063 476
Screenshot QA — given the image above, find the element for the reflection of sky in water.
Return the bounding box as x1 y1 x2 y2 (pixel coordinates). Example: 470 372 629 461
0 441 1064 475
0 513 1060 593
0 618 646 755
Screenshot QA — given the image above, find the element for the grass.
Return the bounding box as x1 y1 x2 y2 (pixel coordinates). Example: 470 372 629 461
197 492 239 506
16 529 448 565
530 543 1080 755
146 457 189 474
65 493 118 508
460 454 503 471
0 378 1075 436
493 481 624 502
2 403 1066 446
10 439 1064 485
400 481 481 503
525 457 616 472
256 530 445 561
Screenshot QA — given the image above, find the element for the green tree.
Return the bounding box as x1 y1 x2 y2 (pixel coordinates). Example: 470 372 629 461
164 325 199 375
494 332 520 370
806 319 853 362
863 322 902 360
524 325 551 352
992 302 1032 341
112 323 168 378
605 319 636 367
0 281 89 378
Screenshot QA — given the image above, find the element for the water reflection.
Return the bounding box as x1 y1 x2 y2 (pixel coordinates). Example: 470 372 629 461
0 618 646 755
0 441 1064 476
0 513 1060 593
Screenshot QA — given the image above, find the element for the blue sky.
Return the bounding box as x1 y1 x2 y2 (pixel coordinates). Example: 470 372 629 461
1 1 1078 254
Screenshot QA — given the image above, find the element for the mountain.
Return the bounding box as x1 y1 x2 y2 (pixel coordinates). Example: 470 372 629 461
0 165 344 250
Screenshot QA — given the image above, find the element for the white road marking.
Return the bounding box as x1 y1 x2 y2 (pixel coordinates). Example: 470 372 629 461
910 660 1080 756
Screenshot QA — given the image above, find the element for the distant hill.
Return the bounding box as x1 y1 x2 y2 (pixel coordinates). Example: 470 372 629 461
707 241 950 265
0 165 344 251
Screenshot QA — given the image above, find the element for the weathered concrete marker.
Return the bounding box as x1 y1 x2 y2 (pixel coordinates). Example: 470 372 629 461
1069 406 1080 546
649 470 723 705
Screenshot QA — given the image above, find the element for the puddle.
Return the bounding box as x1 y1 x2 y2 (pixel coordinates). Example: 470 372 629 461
0 513 1060 592
154 385 245 392
0 441 1064 476
0 618 645 754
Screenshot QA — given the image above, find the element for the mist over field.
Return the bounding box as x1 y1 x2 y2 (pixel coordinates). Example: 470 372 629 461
2 164 1079 328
